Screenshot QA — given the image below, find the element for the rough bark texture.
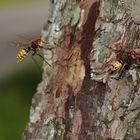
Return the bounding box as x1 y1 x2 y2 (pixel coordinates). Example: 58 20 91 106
23 0 140 140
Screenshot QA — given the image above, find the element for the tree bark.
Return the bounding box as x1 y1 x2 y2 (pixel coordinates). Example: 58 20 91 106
23 0 140 140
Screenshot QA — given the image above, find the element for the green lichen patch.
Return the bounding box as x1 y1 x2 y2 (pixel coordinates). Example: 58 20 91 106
62 3 81 27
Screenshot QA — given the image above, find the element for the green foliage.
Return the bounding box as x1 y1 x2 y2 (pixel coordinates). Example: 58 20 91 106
0 63 42 140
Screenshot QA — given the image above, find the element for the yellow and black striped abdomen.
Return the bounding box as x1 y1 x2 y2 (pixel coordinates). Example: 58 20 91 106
16 49 28 63
110 60 123 71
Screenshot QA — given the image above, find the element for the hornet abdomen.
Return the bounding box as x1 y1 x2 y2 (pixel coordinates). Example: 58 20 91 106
16 48 28 63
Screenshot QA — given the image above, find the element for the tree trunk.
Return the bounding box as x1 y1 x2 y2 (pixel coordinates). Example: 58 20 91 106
23 0 140 140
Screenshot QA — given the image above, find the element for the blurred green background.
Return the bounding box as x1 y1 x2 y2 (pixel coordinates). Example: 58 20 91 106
0 0 42 7
0 0 50 139
0 62 42 140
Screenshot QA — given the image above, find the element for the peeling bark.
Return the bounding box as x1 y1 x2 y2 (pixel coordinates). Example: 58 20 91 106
23 0 140 140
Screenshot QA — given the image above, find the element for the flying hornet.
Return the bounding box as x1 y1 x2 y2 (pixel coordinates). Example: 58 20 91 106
16 38 52 67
